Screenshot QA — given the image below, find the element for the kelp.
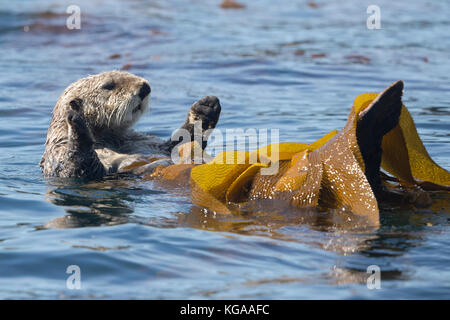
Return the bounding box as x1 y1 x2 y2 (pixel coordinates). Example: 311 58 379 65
182 81 449 227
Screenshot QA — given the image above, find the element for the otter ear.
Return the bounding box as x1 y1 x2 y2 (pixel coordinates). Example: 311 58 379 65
69 98 83 112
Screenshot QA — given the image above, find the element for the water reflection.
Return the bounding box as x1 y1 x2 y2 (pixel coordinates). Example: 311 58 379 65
42 175 147 229
36 159 450 292
176 192 449 286
44 174 449 239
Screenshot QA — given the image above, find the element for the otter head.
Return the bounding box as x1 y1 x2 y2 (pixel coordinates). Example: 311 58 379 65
59 70 151 137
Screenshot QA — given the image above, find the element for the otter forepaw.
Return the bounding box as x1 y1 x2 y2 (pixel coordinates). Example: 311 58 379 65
165 96 222 153
66 109 84 129
188 96 221 131
61 100 106 179
66 101 95 149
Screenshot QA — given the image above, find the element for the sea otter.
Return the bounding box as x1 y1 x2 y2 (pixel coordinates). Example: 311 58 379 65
40 70 221 179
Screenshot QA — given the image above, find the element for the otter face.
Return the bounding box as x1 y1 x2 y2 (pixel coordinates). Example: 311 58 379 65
61 71 151 135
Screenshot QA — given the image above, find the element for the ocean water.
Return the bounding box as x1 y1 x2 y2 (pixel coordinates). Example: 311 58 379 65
0 0 449 299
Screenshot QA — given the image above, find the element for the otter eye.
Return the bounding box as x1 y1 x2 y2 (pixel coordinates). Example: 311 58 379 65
101 82 115 90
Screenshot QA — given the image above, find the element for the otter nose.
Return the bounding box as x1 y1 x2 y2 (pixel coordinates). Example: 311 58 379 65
138 82 151 100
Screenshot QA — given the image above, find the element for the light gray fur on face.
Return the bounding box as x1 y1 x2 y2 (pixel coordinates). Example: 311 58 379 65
59 70 150 135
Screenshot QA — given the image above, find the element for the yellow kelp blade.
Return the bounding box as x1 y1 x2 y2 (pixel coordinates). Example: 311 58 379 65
396 106 450 186
275 150 310 192
308 130 338 150
250 142 310 163
189 150 250 213
190 161 250 214
353 92 378 115
211 150 250 164
381 124 416 185
354 93 450 187
226 163 268 203
191 130 344 213
315 123 380 227
190 150 251 198
278 151 324 208
247 131 338 164
190 177 233 215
